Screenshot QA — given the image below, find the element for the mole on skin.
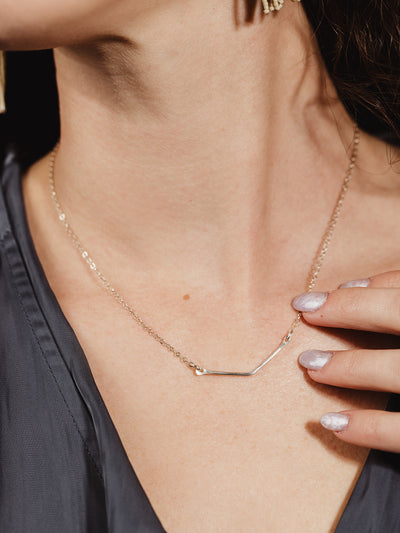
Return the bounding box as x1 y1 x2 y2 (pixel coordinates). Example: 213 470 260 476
183 294 190 300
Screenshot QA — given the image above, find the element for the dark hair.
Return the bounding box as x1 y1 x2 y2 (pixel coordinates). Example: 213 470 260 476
1 0 399 168
301 0 400 151
0 49 59 169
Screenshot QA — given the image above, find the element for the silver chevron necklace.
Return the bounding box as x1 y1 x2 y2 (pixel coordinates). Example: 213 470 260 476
48 123 360 376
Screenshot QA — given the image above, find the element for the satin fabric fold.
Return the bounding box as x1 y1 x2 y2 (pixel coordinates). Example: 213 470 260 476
0 148 164 532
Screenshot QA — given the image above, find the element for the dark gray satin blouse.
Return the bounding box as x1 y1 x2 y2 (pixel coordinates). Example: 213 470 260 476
1 146 400 533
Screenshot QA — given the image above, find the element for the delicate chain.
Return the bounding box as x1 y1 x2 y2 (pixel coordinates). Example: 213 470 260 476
48 123 360 374
284 123 360 342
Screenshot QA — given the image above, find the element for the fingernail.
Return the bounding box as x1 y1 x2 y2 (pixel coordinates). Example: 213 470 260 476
292 292 328 312
299 349 332 370
320 413 349 432
339 278 370 289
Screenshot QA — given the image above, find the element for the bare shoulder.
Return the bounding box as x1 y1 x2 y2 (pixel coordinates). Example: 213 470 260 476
22 152 50 191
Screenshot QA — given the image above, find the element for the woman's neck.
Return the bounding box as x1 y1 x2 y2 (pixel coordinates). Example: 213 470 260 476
50 0 356 292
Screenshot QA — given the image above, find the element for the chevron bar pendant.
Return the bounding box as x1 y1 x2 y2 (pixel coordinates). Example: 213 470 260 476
195 335 291 376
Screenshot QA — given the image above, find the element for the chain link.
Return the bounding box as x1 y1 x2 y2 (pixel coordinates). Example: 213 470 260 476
49 123 360 374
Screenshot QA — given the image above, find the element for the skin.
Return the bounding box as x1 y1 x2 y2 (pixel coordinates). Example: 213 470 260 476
3 0 400 530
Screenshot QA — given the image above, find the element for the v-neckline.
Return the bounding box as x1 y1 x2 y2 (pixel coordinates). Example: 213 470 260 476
4 149 396 532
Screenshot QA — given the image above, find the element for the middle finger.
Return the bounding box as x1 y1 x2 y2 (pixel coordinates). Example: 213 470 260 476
299 348 400 393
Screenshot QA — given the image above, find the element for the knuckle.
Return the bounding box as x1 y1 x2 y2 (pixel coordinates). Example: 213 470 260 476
334 291 361 319
390 355 400 391
371 270 400 288
395 295 400 331
342 351 361 382
362 415 382 445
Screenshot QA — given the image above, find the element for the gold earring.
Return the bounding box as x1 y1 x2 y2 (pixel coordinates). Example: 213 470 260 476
0 51 5 114
262 0 301 14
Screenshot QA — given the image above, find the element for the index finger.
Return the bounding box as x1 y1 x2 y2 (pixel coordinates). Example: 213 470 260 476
292 286 400 335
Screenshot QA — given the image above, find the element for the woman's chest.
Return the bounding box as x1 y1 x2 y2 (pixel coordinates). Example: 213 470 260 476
66 302 389 533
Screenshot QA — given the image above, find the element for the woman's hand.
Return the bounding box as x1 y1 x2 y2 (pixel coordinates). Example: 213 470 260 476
292 270 400 453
